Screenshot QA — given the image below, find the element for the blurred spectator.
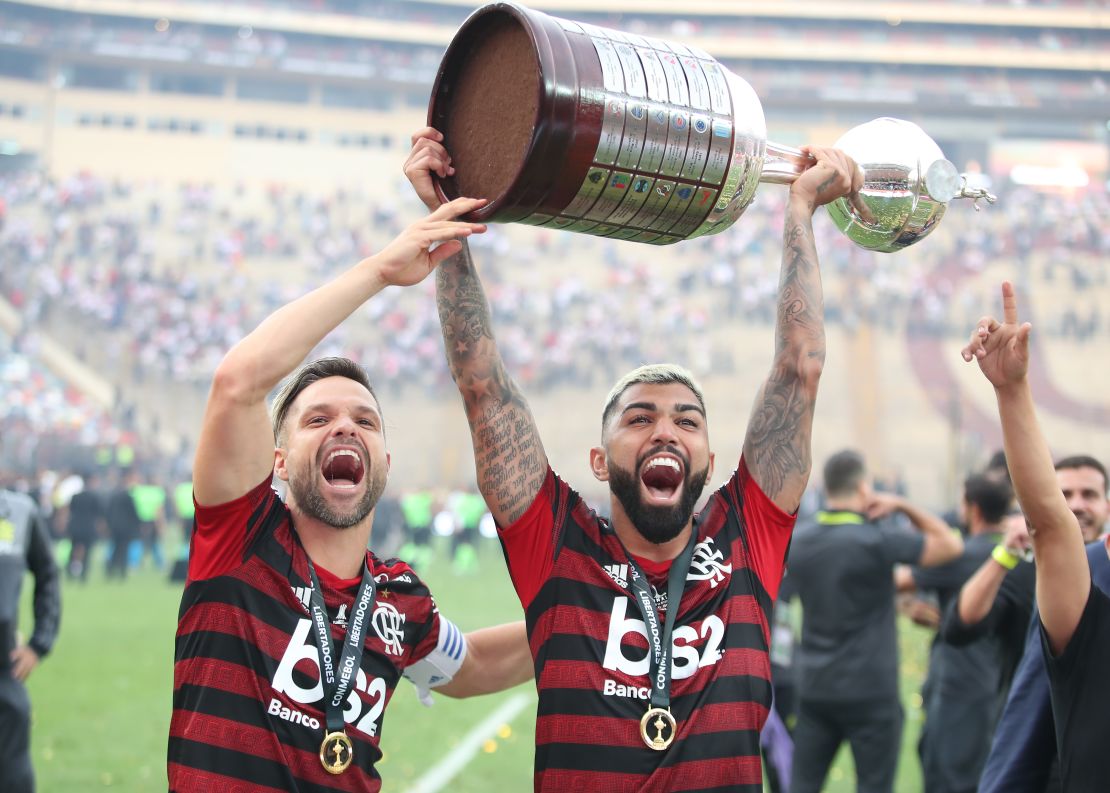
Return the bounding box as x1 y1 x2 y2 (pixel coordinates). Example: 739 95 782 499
104 470 141 579
0 487 60 793
897 474 1015 793
65 470 106 582
784 450 963 793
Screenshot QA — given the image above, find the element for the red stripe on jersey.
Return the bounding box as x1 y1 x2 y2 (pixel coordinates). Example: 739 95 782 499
535 756 764 793
546 546 617 588
168 763 290 793
538 659 613 691
680 701 769 735
535 602 627 644
173 656 275 699
535 713 645 747
707 647 772 682
177 600 297 663
170 711 288 761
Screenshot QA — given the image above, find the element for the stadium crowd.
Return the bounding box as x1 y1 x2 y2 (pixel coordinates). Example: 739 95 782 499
1 170 1106 404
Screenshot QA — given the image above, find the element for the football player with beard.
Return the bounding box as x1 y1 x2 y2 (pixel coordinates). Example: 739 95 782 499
408 126 860 791
169 199 533 793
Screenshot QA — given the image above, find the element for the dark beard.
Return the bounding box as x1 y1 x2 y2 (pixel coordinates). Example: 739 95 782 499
607 448 709 545
288 460 385 529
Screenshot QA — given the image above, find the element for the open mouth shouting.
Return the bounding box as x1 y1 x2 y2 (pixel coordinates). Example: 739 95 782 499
640 453 685 506
320 445 366 492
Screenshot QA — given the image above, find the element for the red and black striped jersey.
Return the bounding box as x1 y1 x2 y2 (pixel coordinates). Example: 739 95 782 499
501 458 794 793
169 477 442 792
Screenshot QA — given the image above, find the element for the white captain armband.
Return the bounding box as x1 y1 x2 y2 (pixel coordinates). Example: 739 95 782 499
402 615 467 706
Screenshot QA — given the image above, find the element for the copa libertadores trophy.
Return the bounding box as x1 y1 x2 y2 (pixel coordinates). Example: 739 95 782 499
428 2 995 250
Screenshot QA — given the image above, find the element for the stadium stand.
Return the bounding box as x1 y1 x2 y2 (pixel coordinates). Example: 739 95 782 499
0 0 1107 507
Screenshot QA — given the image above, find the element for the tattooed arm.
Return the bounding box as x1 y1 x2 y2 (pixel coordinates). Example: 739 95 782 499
742 147 860 513
435 242 550 525
404 128 550 526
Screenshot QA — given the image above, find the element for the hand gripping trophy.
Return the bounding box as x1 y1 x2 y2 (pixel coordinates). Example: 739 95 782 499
427 2 995 250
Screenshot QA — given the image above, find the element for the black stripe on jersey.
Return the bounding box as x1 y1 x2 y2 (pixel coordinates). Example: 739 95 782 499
169 736 353 793
742 572 774 617
174 630 287 680
695 670 773 703
534 672 772 718
179 578 207 622
177 577 306 643
176 684 286 732
540 727 763 770
550 476 577 563
527 577 621 617
254 528 306 589
243 489 286 564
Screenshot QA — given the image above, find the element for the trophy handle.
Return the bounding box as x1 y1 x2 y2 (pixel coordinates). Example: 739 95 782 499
759 141 816 186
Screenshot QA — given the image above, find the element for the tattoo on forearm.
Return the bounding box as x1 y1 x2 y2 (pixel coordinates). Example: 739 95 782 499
436 248 546 522
748 212 825 501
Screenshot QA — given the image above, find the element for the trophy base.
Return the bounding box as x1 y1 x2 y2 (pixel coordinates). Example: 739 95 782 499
432 12 540 212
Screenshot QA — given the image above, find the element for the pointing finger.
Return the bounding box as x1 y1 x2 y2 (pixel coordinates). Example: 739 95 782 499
1001 281 1019 325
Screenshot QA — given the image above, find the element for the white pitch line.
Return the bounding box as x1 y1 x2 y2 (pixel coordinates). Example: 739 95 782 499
402 692 532 793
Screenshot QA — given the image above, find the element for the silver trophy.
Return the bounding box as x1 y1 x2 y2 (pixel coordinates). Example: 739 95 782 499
429 3 996 249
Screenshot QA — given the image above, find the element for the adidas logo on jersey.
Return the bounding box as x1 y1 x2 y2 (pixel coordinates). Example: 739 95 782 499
603 563 629 589
290 585 313 612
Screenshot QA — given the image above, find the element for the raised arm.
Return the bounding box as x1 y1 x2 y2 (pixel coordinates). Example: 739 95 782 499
743 147 860 513
867 490 964 567
405 128 549 526
955 514 1029 626
961 282 1089 655
193 199 487 505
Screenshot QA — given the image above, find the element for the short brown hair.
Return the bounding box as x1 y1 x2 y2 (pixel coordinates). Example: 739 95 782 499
270 357 380 445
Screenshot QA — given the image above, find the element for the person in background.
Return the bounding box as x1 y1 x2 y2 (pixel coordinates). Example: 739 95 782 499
0 487 60 793
785 449 962 793
105 469 141 580
896 472 1014 793
65 470 106 582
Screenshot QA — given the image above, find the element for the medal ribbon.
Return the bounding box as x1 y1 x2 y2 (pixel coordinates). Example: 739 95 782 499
620 527 698 713
305 558 376 735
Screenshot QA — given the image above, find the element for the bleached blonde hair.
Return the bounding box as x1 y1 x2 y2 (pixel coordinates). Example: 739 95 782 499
601 363 706 432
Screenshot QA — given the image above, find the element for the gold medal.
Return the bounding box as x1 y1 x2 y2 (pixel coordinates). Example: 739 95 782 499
639 707 677 751
320 731 354 774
